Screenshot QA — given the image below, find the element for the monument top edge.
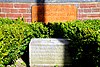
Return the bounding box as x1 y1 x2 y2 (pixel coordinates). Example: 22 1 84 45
29 38 70 45
31 38 70 40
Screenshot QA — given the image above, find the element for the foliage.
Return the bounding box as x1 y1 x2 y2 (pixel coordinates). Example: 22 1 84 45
58 20 100 67
47 20 100 67
0 23 33 66
0 18 100 67
47 22 64 38
0 17 24 25
0 18 49 66
29 22 49 38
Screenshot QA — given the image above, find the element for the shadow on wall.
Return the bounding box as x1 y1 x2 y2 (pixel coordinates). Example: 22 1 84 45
21 0 45 67
31 0 45 23
36 0 45 23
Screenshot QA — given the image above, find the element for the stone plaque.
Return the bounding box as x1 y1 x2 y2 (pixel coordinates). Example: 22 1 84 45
32 4 77 24
29 38 72 67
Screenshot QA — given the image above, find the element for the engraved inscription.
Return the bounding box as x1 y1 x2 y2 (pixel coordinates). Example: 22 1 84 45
29 38 72 67
32 4 77 24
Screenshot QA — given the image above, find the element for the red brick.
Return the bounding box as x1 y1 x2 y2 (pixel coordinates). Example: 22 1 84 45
0 3 13 8
77 17 82 20
84 9 91 12
88 14 100 17
91 17 100 19
6 14 22 18
80 4 96 8
25 19 31 22
97 3 100 7
0 8 1 12
18 9 27 13
78 9 84 13
2 8 11 13
0 14 5 17
11 9 18 13
78 14 87 18
14 4 30 8
92 8 100 12
27 9 31 13
2 8 18 13
83 18 91 20
23 14 31 18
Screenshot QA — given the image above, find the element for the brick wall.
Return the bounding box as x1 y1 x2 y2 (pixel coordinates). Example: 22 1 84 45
0 2 100 22
77 3 100 20
0 3 32 22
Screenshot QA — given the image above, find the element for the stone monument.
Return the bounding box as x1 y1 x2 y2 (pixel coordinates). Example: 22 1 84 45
29 38 72 67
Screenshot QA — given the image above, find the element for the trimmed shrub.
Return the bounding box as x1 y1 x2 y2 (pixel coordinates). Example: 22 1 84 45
48 20 100 67
46 22 64 38
29 22 49 38
60 20 100 67
0 18 100 67
0 23 33 66
0 17 24 25
0 18 49 66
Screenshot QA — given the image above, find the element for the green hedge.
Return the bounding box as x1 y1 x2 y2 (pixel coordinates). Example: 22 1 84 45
0 18 24 25
0 18 49 66
0 18 100 67
62 21 100 67
0 23 33 66
48 20 100 67
29 22 49 38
